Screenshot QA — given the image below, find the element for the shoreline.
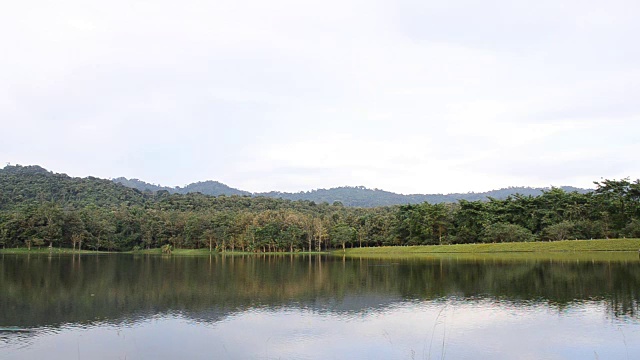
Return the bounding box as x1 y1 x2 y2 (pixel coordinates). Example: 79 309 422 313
2 239 639 256
339 238 640 254
335 239 640 262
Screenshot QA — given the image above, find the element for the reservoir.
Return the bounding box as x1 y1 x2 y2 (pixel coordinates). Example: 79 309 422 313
1 253 639 359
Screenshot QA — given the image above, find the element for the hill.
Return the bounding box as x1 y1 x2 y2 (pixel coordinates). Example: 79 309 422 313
1 165 149 210
257 185 591 207
113 177 592 207
0 164 592 209
112 177 250 197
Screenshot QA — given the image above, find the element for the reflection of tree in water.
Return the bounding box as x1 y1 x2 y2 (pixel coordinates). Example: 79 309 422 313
396 256 640 318
0 254 638 329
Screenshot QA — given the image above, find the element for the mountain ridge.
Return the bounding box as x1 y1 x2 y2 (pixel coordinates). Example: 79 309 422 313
0 165 593 207
112 175 592 207
112 177 251 197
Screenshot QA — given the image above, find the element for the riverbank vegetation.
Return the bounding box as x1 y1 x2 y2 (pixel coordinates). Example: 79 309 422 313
1 165 640 252
340 238 640 254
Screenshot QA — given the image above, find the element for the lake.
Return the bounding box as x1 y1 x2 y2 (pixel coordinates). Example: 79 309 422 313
1 253 639 359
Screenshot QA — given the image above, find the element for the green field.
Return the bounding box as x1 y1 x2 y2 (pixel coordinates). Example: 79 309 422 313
0 248 105 255
3 239 639 257
129 248 235 256
339 238 640 255
127 248 328 256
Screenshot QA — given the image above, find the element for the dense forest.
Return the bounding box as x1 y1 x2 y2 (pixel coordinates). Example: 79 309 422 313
1 165 639 252
113 176 590 207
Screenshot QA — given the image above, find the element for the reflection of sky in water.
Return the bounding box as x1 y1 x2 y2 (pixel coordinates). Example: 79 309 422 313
3 299 639 360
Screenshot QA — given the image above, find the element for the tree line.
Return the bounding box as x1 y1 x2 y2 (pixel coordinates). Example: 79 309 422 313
1 165 639 252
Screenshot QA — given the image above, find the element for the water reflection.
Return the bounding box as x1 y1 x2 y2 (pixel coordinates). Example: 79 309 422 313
3 301 638 360
1 253 639 359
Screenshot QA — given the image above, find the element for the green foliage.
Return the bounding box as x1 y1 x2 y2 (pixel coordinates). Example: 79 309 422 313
622 219 640 238
542 221 578 241
1 165 639 252
573 220 607 240
482 223 535 243
330 223 356 250
161 244 172 254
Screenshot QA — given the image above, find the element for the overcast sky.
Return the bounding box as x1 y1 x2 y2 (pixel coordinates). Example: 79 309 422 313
1 0 639 194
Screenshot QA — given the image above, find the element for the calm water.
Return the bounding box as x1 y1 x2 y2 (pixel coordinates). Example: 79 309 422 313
1 253 639 359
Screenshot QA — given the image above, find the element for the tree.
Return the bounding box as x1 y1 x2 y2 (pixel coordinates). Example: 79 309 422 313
81 206 116 251
141 212 160 250
424 203 452 245
330 223 356 251
313 217 329 251
452 201 491 244
542 221 577 241
593 178 637 234
35 202 63 248
63 210 85 251
482 223 534 243
621 219 640 238
184 213 207 249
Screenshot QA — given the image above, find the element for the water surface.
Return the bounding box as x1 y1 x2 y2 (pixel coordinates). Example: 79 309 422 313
1 253 639 359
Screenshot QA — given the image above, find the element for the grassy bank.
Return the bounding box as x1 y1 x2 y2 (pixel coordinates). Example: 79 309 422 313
0 248 106 255
340 238 640 255
128 248 328 256
338 249 640 262
4 239 639 256
128 248 236 256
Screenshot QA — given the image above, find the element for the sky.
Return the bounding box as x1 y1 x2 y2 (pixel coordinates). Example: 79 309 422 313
1 0 639 194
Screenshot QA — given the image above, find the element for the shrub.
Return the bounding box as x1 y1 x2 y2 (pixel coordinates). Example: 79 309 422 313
622 219 640 238
573 220 606 240
482 223 535 243
542 221 577 241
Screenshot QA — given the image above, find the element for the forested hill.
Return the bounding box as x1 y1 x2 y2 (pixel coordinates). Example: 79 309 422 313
1 165 149 209
113 177 250 197
1 165 591 208
257 185 590 207
113 177 591 207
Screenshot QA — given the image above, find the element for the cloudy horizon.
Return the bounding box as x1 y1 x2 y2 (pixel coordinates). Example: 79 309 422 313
2 0 638 194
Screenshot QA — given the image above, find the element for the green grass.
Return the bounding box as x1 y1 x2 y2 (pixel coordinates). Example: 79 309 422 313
338 250 640 262
129 248 224 256
5 239 639 257
128 248 329 256
340 238 640 255
0 247 326 256
0 247 105 255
